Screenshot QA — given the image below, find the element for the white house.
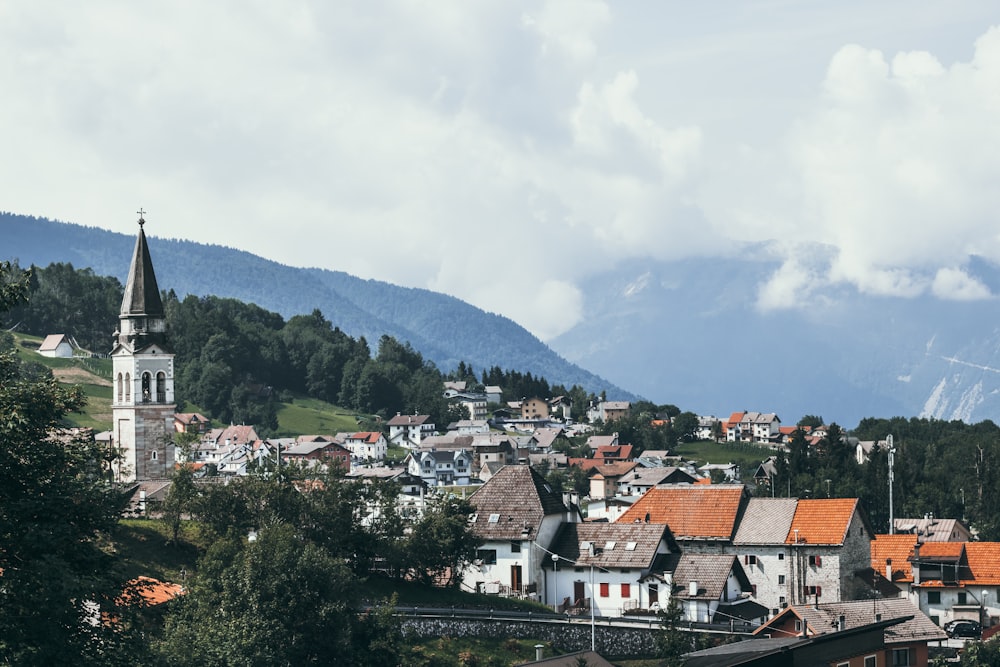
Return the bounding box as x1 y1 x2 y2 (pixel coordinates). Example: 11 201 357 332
387 413 435 449
342 431 387 461
544 522 678 616
37 333 73 358
462 465 578 599
404 449 473 487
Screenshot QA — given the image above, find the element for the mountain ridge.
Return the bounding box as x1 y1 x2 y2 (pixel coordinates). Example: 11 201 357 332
1 212 635 401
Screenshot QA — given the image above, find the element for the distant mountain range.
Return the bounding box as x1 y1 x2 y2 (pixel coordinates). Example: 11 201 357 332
1 212 634 401
7 211 1000 429
551 254 1000 428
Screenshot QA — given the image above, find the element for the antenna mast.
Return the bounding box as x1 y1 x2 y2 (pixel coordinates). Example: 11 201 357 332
887 434 895 534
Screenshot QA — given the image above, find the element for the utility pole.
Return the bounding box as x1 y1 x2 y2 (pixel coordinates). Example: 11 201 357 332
887 434 895 535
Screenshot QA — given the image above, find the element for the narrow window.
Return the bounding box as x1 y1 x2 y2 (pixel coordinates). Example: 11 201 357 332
599 582 609 598
117 373 123 403
621 583 630 598
125 373 131 402
156 371 166 403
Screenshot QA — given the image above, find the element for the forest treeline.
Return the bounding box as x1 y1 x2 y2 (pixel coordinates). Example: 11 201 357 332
5 261 598 434
8 261 1000 538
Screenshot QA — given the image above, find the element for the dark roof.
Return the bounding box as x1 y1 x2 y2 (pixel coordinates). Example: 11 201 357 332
671 554 748 600
120 221 164 318
469 465 569 541
546 522 672 570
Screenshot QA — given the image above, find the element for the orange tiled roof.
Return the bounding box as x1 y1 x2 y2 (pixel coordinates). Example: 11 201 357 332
128 576 184 606
727 412 745 424
616 485 746 540
916 542 965 560
963 542 1000 585
871 534 917 583
786 498 859 545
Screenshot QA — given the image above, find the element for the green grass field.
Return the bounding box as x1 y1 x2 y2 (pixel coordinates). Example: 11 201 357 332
274 396 362 436
673 438 775 470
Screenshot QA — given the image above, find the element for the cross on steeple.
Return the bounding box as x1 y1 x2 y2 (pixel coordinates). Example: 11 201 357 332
137 208 146 226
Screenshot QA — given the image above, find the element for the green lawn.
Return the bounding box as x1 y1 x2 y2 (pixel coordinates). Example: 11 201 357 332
673 439 774 469
274 396 361 436
115 519 209 583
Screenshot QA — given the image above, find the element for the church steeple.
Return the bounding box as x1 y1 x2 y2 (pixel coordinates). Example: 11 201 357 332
111 210 176 483
120 212 164 318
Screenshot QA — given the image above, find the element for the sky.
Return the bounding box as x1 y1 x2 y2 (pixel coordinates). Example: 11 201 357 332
2 1 999 341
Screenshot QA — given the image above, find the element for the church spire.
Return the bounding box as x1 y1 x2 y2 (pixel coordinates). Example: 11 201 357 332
120 209 164 318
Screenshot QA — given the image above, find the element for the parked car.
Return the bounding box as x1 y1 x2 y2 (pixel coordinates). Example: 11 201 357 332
946 620 982 639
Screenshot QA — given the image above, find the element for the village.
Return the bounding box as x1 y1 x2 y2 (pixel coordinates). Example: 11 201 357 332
20 219 999 666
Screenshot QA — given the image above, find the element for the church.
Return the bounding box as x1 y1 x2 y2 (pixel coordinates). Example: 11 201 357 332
111 213 176 483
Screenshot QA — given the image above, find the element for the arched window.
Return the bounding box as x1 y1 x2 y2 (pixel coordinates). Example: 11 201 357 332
117 373 123 403
125 373 131 402
156 371 166 403
151 450 158 461
141 372 152 403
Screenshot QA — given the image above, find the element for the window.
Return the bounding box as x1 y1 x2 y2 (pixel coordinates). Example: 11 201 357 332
794 620 802 632
599 583 609 598
778 552 785 560
151 450 158 461
475 549 497 565
621 583 631 597
156 371 166 402
744 554 758 566
117 373 123 403
625 542 637 551
488 513 500 523
510 541 521 553
805 585 823 597
778 575 785 585
864 656 877 667
958 592 967 605
837 662 850 667
809 555 822 567
892 648 911 666
751 584 757 596
125 373 131 401
605 541 616 550
927 591 941 604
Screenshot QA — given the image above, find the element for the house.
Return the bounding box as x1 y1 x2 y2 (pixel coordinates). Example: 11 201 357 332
855 439 887 464
594 444 635 462
37 333 73 358
698 462 740 482
616 484 749 550
695 416 721 442
686 615 920 667
667 553 764 626
531 427 570 452
873 534 1000 629
386 413 435 449
470 434 517 468
342 431 388 462
448 419 491 435
751 456 778 487
726 412 780 444
616 466 699 497
520 397 551 421
543 522 678 616
585 433 619 451
462 466 578 599
584 496 637 522
733 497 877 612
753 598 947 667
404 449 473 487
484 385 503 404
548 396 572 421
174 412 210 435
894 516 972 542
447 392 488 421
595 401 630 423
587 462 638 499
281 440 350 469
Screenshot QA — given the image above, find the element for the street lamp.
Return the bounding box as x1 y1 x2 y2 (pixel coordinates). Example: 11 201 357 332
551 554 559 612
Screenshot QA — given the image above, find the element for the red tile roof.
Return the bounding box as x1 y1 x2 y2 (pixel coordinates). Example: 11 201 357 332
616 485 747 540
916 542 964 560
127 576 184 606
963 542 1000 585
871 534 918 583
786 499 859 545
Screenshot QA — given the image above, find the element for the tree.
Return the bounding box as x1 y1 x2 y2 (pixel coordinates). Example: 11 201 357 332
156 525 360 666
656 597 692 667
160 462 198 544
407 495 481 587
0 262 140 666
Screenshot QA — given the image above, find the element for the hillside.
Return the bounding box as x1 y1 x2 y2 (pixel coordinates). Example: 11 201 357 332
2 212 635 401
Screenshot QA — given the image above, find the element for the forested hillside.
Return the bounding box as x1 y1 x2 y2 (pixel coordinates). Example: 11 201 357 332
4 261 598 436
1 212 635 401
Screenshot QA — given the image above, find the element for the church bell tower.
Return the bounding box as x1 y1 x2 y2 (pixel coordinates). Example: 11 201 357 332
111 212 175 483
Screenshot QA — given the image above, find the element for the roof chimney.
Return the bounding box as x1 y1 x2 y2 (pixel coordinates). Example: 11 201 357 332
838 615 846 632
689 581 698 597
885 558 893 582
912 542 921 585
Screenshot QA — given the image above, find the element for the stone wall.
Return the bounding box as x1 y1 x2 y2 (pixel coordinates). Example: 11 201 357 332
401 616 661 657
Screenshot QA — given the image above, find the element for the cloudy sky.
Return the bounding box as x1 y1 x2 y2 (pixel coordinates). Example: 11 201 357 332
2 1 998 340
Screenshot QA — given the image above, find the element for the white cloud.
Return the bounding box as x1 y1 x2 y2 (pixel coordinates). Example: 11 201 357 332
931 267 992 300
0 2 998 339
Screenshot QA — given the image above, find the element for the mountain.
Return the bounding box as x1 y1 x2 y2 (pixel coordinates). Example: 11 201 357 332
1 213 635 400
550 256 1000 427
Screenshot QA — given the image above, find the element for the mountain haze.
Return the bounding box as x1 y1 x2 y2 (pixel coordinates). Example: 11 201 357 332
1 213 634 401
